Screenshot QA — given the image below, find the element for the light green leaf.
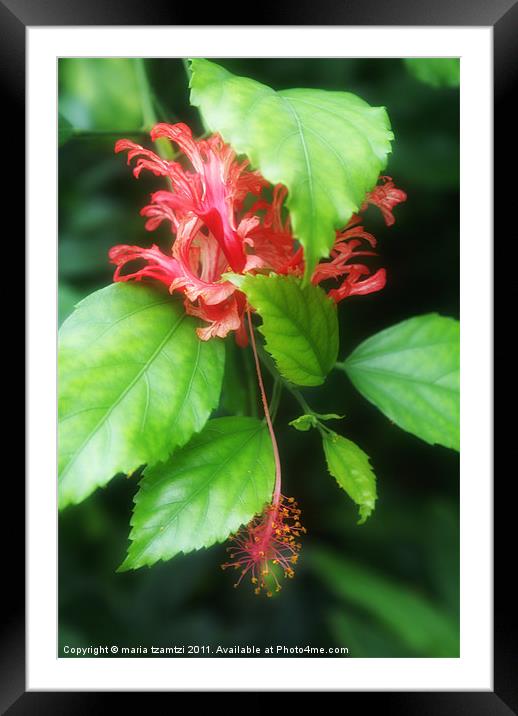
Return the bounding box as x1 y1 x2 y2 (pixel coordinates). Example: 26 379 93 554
342 314 459 451
404 58 460 88
289 414 318 432
59 58 143 131
238 273 338 387
289 413 343 432
58 283 224 509
322 432 377 524
190 58 394 279
119 417 274 570
309 547 459 657
316 412 345 422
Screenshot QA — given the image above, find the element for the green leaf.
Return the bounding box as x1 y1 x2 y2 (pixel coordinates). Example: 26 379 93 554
309 547 459 657
342 314 459 451
190 58 394 279
238 273 339 387
119 417 274 570
404 58 460 88
58 112 75 146
289 413 343 432
58 283 224 509
322 432 377 524
59 58 143 131
328 609 415 658
289 414 318 432
316 412 345 422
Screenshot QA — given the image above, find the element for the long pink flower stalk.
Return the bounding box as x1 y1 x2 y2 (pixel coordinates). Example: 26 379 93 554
221 310 306 596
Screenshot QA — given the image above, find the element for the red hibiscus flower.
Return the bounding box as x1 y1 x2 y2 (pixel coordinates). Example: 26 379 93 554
110 123 406 345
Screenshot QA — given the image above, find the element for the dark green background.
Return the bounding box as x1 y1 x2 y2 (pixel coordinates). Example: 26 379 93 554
58 58 459 658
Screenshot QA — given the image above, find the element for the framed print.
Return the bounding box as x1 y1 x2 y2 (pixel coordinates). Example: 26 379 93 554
4 0 511 709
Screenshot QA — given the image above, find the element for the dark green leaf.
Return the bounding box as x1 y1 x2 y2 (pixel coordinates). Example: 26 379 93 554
120 417 274 570
328 609 415 658
309 547 459 657
58 112 75 146
342 314 460 450
235 273 339 387
219 339 251 417
58 283 224 509
322 431 377 524
190 58 394 279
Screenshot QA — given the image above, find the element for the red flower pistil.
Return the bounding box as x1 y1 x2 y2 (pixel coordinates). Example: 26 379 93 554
222 495 305 596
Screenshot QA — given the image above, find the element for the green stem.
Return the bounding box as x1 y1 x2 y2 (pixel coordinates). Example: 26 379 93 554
243 347 259 418
133 58 174 161
255 335 337 436
134 58 156 130
269 377 283 423
256 343 311 416
152 93 182 125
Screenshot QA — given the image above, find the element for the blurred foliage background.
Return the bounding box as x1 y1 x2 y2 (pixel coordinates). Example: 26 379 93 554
58 58 459 658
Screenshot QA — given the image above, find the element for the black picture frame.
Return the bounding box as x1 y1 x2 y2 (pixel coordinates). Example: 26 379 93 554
6 0 508 709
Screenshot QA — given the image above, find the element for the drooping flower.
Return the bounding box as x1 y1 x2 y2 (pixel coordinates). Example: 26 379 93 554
110 124 406 596
111 122 406 344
